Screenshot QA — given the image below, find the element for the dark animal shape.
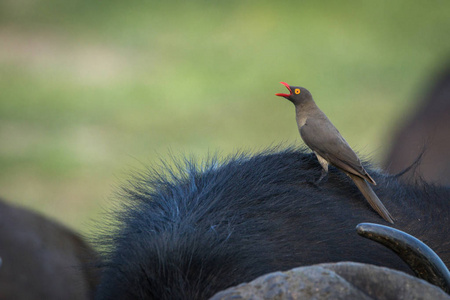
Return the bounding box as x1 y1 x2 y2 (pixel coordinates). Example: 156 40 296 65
357 222 450 293
95 148 449 300
212 224 450 299
0 199 100 300
210 262 450 300
384 67 450 185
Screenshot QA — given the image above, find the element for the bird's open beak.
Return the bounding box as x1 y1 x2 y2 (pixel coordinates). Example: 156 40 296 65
275 82 292 98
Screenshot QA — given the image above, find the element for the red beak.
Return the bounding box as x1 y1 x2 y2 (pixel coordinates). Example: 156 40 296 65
275 82 292 97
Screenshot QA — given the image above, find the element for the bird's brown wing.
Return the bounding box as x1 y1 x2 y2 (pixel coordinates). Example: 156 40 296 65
300 116 376 184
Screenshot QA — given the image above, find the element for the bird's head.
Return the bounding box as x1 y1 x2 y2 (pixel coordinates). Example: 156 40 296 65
275 82 313 105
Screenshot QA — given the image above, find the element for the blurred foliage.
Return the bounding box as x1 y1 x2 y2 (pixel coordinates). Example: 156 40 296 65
1 0 449 231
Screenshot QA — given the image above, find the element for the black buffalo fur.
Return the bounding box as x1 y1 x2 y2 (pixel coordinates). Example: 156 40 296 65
95 147 450 300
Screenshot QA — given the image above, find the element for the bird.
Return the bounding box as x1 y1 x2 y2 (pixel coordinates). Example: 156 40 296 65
275 82 394 224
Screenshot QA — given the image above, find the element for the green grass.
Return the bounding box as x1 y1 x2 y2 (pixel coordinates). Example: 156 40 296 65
1 0 450 232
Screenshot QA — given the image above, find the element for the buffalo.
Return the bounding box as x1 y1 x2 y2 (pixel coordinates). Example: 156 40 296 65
94 148 449 299
384 66 450 185
0 199 99 300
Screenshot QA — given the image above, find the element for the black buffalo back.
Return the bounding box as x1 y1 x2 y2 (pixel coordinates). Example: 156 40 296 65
95 148 450 299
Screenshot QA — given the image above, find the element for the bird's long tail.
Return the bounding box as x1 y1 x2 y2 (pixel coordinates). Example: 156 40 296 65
348 173 395 224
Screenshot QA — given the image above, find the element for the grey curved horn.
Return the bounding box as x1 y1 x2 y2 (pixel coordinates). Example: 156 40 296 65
356 222 450 294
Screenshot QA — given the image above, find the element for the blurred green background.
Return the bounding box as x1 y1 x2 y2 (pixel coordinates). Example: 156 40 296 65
1 0 449 233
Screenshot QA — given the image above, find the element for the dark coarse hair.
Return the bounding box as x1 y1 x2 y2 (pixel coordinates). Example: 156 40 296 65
94 147 450 300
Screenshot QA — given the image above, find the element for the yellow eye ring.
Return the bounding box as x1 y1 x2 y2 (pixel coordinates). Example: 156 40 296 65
294 88 301 94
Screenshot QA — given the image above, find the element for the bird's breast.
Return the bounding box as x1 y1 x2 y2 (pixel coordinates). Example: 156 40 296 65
296 114 307 128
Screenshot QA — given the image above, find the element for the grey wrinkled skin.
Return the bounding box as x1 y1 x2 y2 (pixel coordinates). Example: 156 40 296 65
210 262 450 300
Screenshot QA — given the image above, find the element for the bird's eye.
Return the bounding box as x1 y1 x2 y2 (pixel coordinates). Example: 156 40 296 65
294 88 300 94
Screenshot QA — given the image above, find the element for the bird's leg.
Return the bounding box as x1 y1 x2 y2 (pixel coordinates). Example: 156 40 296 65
317 168 328 183
314 153 329 184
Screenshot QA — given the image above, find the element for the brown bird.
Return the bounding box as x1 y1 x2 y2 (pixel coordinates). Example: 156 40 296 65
276 82 394 224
